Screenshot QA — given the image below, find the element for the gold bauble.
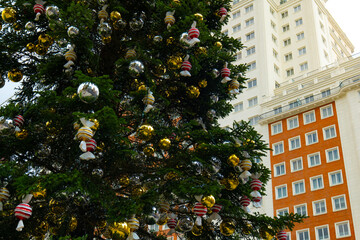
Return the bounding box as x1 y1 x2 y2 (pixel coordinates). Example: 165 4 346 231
13 22 21 31
118 175 130 187
15 129 28 140
38 34 53 48
102 36 112 44
89 119 100 131
35 44 48 55
220 219 236 236
186 86 200 99
2 7 17 23
34 221 49 236
166 37 175 45
154 64 166 76
49 199 65 214
227 154 240 167
214 41 222 49
220 177 239 190
198 79 207 88
167 55 183 70
137 124 154 141
196 47 207 56
109 222 130 240
242 223 252 235
192 224 203 236
131 186 145 197
137 84 147 92
143 146 154 156
8 69 23 82
194 13 204 21
159 138 171 150
170 0 181 7
32 187 46 199
69 216 78 232
201 195 215 209
110 11 122 22
164 171 178 180
73 122 80 131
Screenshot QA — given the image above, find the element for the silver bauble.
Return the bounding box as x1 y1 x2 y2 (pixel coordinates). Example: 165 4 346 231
192 161 203 174
178 205 189 213
77 82 100 103
97 22 112 37
113 19 127 30
153 35 163 42
92 168 104 177
25 21 36 31
0 77 5 88
210 95 219 103
207 109 216 120
212 68 220 78
179 32 190 48
129 18 144 31
46 6 60 19
177 216 194 232
129 60 145 77
67 26 79 37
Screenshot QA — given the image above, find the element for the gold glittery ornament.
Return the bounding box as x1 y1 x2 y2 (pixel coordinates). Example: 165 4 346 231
198 79 207 88
137 84 147 92
49 199 65 214
8 69 23 82
143 146 154 156
186 86 200 99
201 195 215 208
220 219 236 236
159 138 171 150
194 13 203 21
137 124 154 141
242 223 252 235
214 41 222 49
73 122 80 131
102 36 112 44
89 119 99 131
154 64 166 77
38 34 53 48
13 22 21 31
15 129 28 140
2 7 17 23
166 37 175 45
167 55 183 70
34 221 49 236
118 176 130 187
110 11 121 22
69 216 78 232
220 177 239 190
227 154 239 167
109 222 130 240
35 44 48 55
32 186 46 199
131 186 145 197
192 224 203 236
164 171 178 180
196 47 207 56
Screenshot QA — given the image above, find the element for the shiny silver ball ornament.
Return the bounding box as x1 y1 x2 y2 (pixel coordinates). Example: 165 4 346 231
129 18 144 31
56 38 68 48
177 216 194 232
113 19 127 30
97 22 112 37
129 60 145 77
212 68 220 78
77 82 100 103
25 21 36 31
178 205 189 213
153 35 163 42
67 26 79 38
46 6 60 19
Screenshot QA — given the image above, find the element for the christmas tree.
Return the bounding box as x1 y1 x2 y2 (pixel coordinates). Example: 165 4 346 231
0 0 304 239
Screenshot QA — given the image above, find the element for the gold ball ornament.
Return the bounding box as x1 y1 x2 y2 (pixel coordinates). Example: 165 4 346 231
201 195 215 209
227 154 240 167
154 64 167 76
220 177 239 190
164 171 178 180
192 224 203 236
137 124 154 141
186 86 200 99
89 119 100 131
69 216 78 232
196 47 207 56
109 222 130 240
8 69 23 82
198 79 207 88
2 7 17 23
118 176 130 187
38 34 53 48
110 11 122 22
143 146 155 156
34 221 49 236
159 138 171 150
242 223 252 235
166 37 175 45
49 199 65 214
220 219 236 236
26 43 36 52
167 55 183 70
15 129 28 140
102 35 112 44
137 84 147 92
35 44 48 55
13 22 21 31
32 187 46 199
214 41 223 49
132 186 146 197
194 13 204 21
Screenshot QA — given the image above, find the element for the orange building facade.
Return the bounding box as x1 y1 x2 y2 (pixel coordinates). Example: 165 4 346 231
269 102 355 239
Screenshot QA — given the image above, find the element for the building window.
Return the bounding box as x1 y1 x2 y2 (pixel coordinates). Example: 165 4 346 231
284 38 291 46
335 221 351 238
329 170 343 186
286 68 294 77
326 147 340 162
289 100 300 109
148 224 159 231
249 116 259 126
300 62 308 71
246 31 255 41
277 208 289 216
245 4 253 13
305 95 314 103
290 158 303 172
297 32 305 41
297 229 310 240
274 162 286 176
320 105 333 119
294 204 307 216
233 24 241 33
305 131 318 145
272 35 277 44
247 46 256 56
275 185 287 199
315 225 330 240
232 11 240 19
235 52 242 60
274 65 279 74
310 175 324 191
295 18 303 26
271 122 282 135
273 141 284 155
285 53 293 61
299 47 306 55
313 199 327 215
282 24 290 32
248 61 256 71
323 125 336 140
308 152 321 167
248 97 258 107
287 116 299 130
303 110 315 124
245 18 254 27
281 11 288 18
294 5 301 12
234 102 243 112
321 89 330 98
332 195 347 211
274 106 282 114
271 21 276 30
289 136 301 150
273 49 278 58
293 180 305 195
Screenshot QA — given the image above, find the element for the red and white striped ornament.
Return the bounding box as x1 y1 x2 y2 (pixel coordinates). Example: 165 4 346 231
80 138 97 160
13 115 25 132
193 202 207 226
180 55 192 77
221 63 231 83
186 22 200 47
15 203 32 231
33 0 46 21
219 7 228 22
86 139 97 152
208 203 223 221
250 179 262 191
240 196 251 212
277 230 287 240
167 218 177 235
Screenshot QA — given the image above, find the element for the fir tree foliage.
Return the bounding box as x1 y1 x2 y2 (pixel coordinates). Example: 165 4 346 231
0 0 304 239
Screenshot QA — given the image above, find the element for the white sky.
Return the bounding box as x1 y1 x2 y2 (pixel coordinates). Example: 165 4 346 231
1 1 360 104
